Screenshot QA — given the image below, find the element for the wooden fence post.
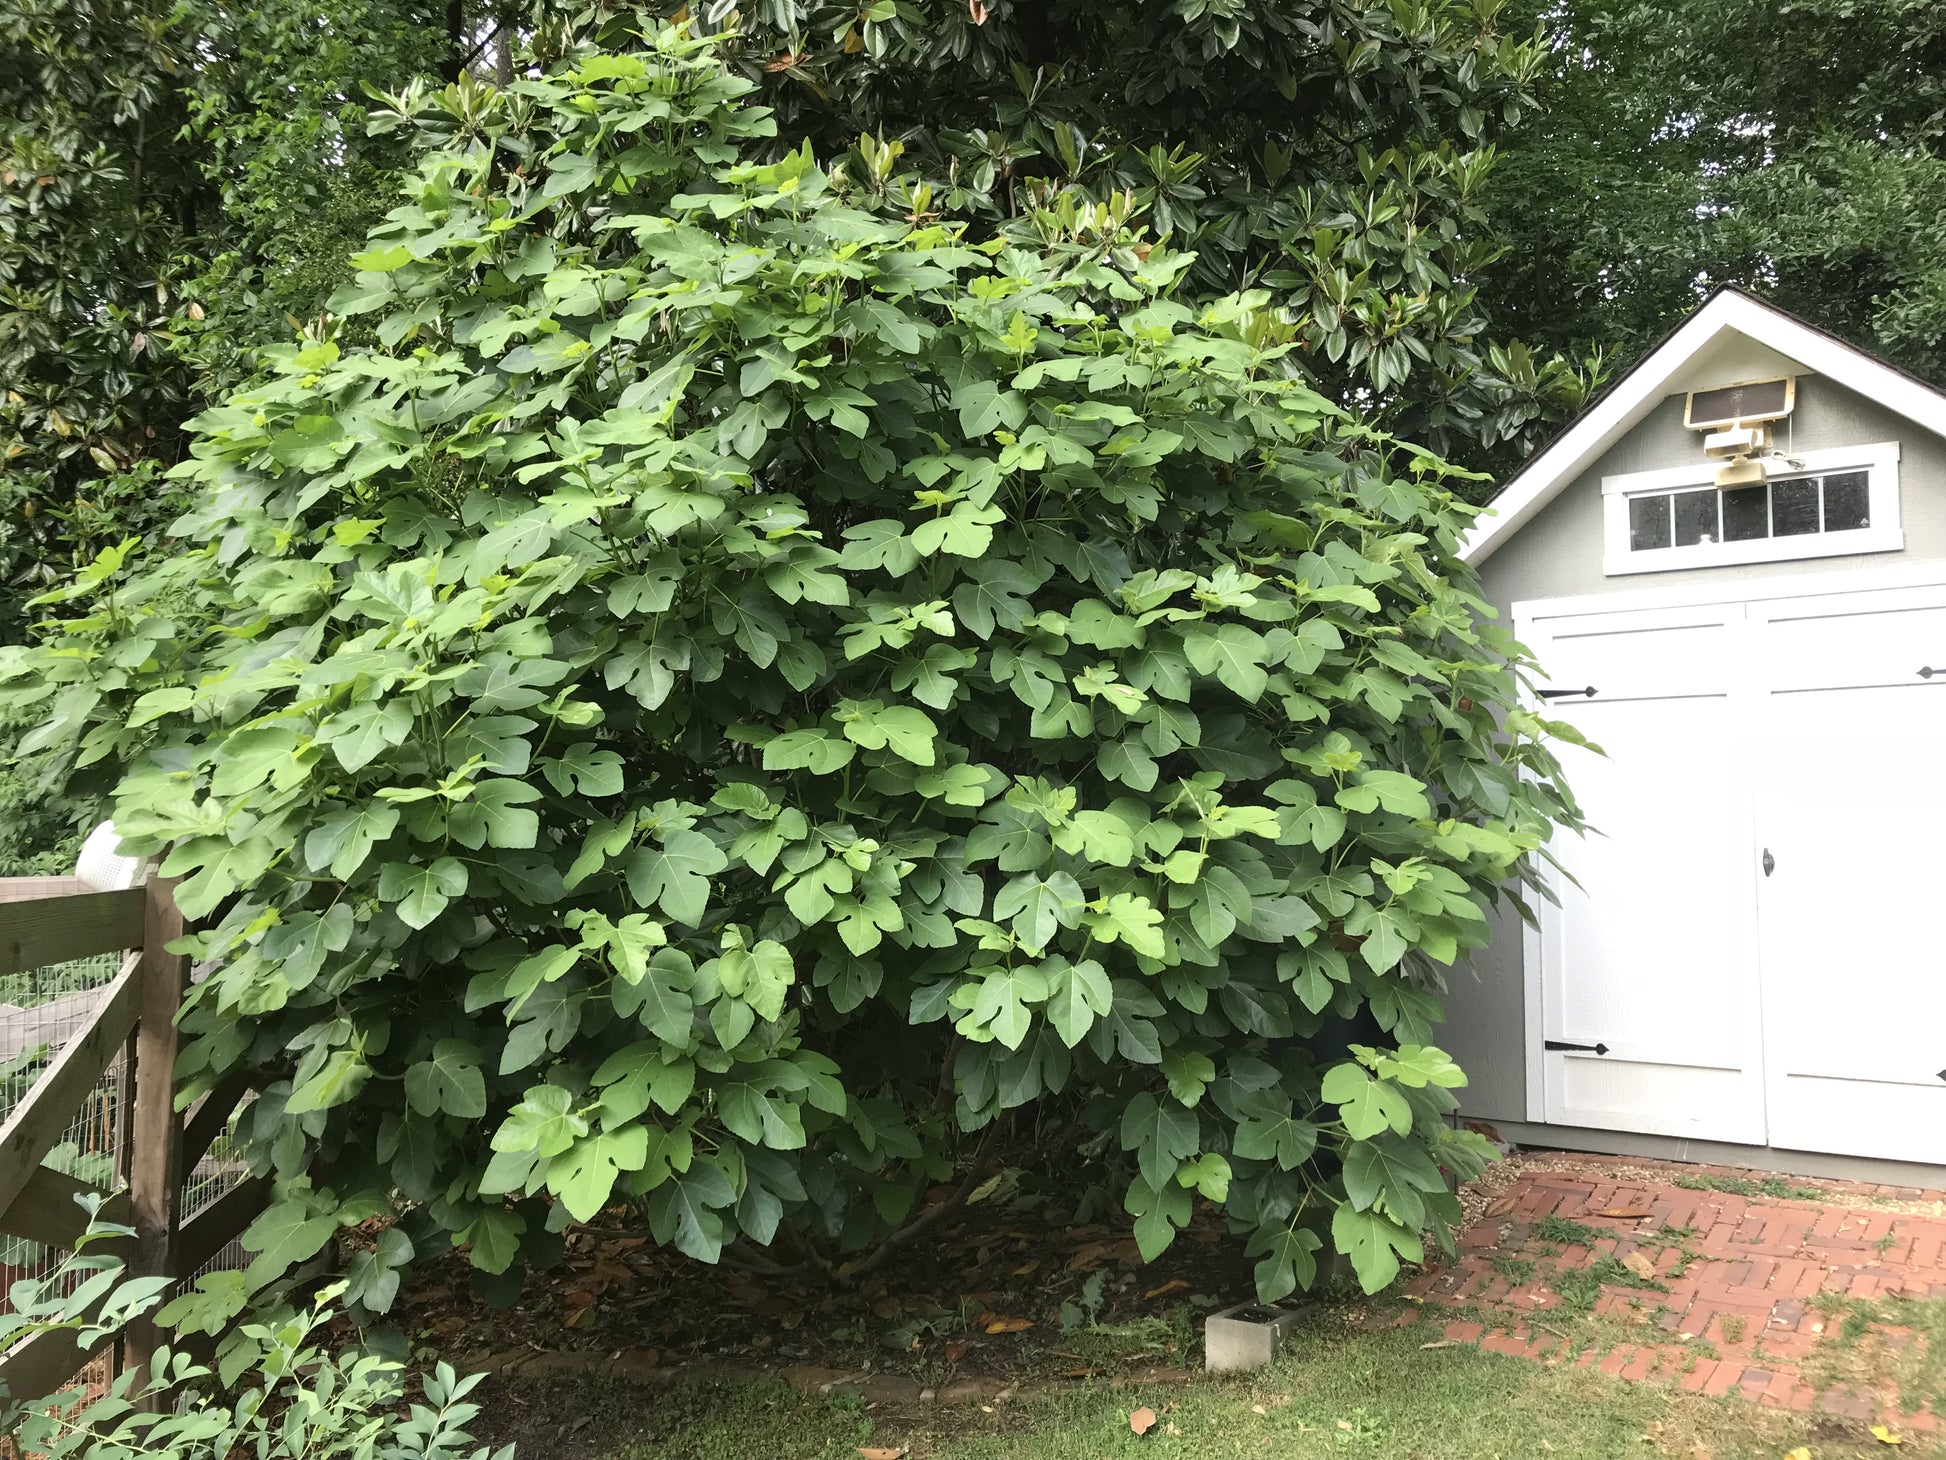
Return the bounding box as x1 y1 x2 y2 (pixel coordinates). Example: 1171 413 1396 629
123 876 186 1378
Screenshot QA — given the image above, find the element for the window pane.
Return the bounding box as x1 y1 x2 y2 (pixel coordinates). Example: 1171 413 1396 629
1630 494 1672 551
1823 471 1870 531
1673 488 1719 546
1773 477 1820 536
1722 484 1770 541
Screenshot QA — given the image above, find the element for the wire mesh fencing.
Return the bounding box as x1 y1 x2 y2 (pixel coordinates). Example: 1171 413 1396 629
0 947 250 1312
0 949 129 1302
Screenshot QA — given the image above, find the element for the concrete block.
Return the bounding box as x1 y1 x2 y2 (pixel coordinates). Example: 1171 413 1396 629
1204 1301 1309 1373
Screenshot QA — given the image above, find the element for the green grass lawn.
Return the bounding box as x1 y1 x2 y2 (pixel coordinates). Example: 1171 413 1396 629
581 1321 1904 1460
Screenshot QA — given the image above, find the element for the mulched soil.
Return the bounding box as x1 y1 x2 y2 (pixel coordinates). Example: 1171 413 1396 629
407 1182 1260 1387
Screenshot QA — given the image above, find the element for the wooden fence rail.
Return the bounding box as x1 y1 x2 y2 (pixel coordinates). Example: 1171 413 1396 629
0 877 265 1398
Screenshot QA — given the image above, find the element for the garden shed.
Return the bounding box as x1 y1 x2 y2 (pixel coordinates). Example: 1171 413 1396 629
1441 287 1946 1183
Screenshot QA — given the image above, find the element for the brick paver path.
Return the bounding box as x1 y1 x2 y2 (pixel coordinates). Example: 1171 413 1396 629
1407 1153 1946 1437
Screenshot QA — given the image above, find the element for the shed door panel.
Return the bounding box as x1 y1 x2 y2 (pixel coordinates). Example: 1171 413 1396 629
1753 586 1946 1163
1528 605 1767 1144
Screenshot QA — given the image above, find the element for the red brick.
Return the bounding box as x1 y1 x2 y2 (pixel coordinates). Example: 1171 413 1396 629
1681 1360 1720 1393
1444 1320 1485 1343
1818 1387 1875 1421
1703 1364 1745 1397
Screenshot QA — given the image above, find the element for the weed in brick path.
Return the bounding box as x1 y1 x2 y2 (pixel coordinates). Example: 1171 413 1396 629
1535 1215 1606 1247
1423 1295 1721 1381
1551 1254 1667 1314
1639 1223 1700 1249
1814 1290 1853 1319
1668 1244 1703 1279
1492 1255 1535 1284
1877 1229 1902 1255
1719 1315 1747 1344
1673 1171 1827 1202
1556 1266 1603 1313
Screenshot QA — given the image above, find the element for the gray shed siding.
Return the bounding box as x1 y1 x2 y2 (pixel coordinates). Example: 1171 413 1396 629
1440 373 1946 1124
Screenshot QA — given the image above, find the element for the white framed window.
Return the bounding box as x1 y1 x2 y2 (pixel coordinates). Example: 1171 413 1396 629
1602 441 1902 577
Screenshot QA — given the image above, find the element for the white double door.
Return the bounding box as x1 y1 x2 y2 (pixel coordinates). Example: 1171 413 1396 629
1523 579 1946 1164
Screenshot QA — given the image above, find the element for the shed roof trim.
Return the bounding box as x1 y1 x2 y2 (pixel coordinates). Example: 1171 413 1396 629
1459 289 1946 565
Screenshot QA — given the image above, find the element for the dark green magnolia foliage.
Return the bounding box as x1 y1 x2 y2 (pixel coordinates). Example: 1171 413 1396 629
0 0 455 650
0 0 205 634
1487 0 1946 381
4 26 1580 1312
0 0 454 866
403 0 1603 477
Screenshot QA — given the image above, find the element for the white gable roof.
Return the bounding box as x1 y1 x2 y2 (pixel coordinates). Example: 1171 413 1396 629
1461 289 1946 564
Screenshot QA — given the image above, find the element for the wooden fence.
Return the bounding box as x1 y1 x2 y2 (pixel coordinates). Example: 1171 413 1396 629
0 877 265 1396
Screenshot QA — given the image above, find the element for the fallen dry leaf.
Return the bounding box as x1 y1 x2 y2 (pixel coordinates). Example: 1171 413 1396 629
1066 1242 1111 1271
1144 1278 1189 1300
984 1316 1033 1335
1129 1406 1158 1436
968 0 990 21
1621 1251 1658 1281
870 1298 903 1320
1691 1447 1711 1460
1784 1449 1811 1460
1597 1207 1652 1219
1871 1425 1905 1445
944 1340 968 1363
1419 1340 1458 1350
859 1449 903 1460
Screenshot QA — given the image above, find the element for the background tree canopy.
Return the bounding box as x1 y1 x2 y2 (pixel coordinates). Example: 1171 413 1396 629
1 0 1603 659
3 22 1581 1314
0 1 449 636
652 0 1601 469
1486 0 1946 381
